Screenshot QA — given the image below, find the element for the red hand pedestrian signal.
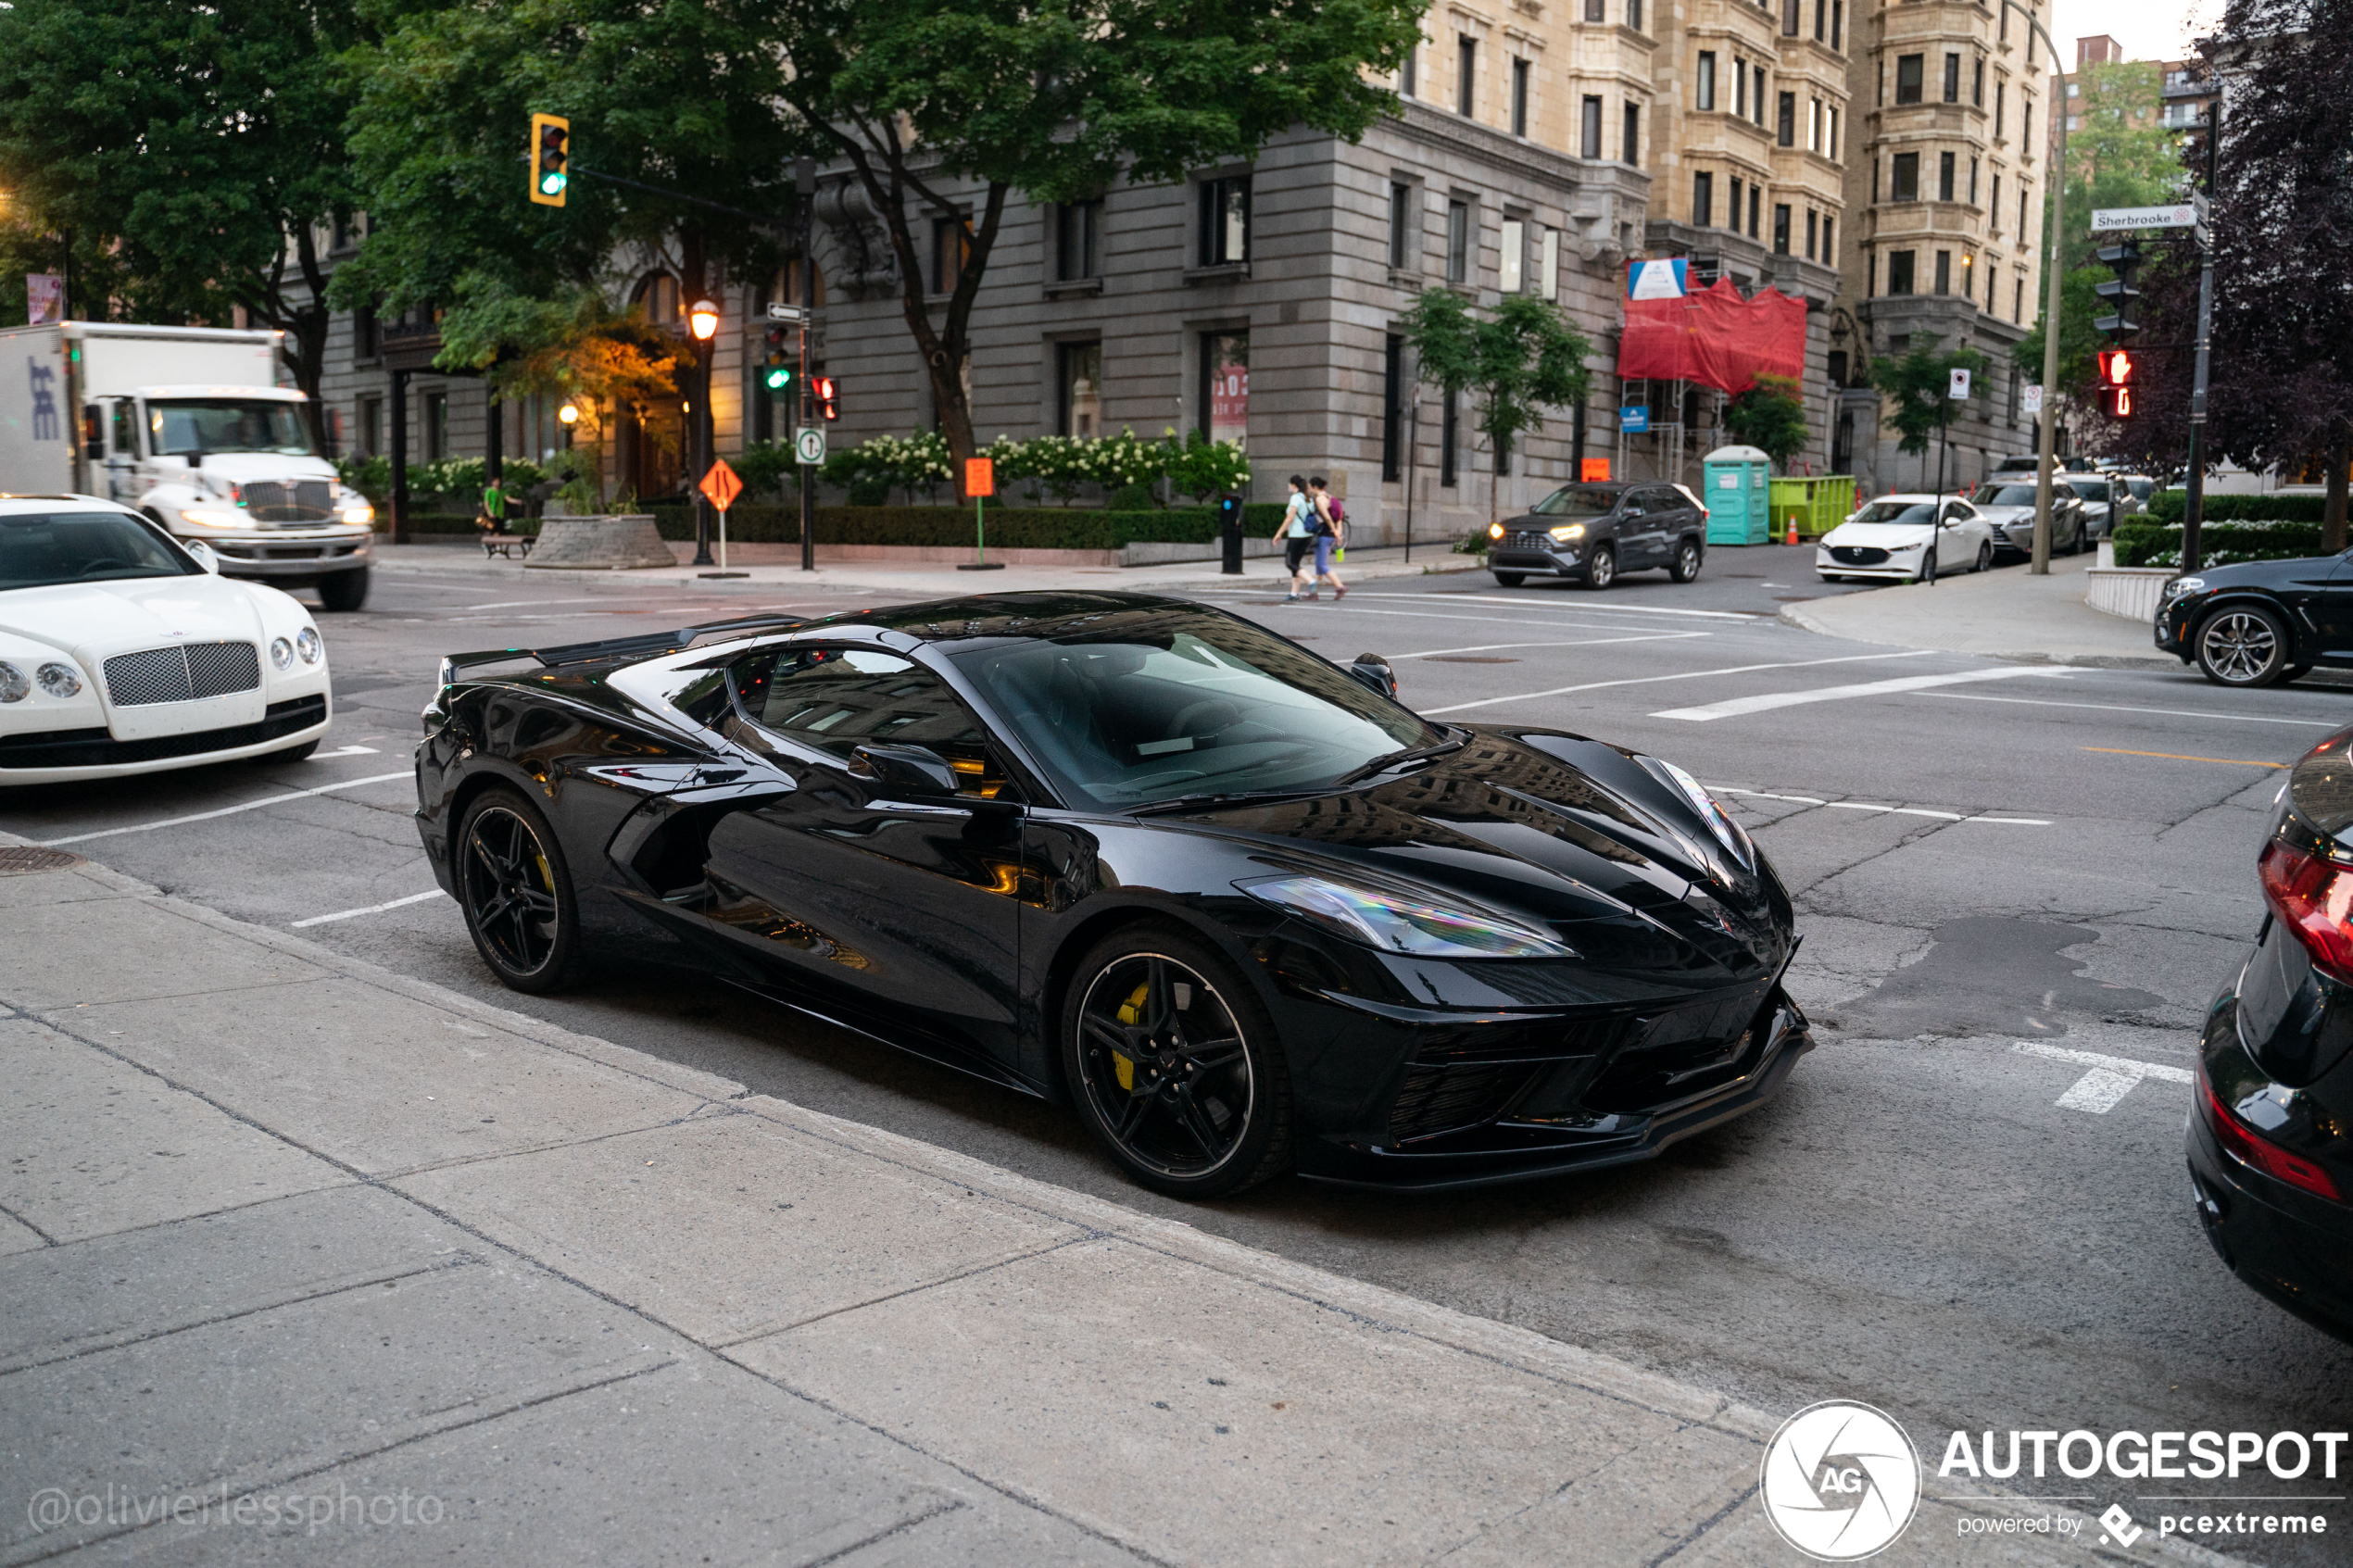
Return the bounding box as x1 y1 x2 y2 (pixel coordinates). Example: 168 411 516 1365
2097 349 2135 419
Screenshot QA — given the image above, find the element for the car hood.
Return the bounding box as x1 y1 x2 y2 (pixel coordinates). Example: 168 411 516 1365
0 576 267 661
1822 521 1931 547
1177 728 1791 983
1974 505 2036 525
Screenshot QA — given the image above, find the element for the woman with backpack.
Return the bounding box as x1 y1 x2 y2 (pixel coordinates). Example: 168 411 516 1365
1277 475 1318 602
1309 476 1348 600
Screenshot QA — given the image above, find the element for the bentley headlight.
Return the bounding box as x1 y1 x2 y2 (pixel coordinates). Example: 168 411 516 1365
270 637 295 671
0 661 27 703
296 627 322 664
1239 873 1577 960
1548 523 1587 542
1641 757 1755 872
35 661 82 698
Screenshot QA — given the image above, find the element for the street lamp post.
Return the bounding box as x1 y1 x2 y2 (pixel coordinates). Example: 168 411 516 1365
687 296 720 566
2004 0 2067 577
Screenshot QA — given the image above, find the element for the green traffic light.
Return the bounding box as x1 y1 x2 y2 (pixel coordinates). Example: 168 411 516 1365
763 366 790 391
539 172 566 195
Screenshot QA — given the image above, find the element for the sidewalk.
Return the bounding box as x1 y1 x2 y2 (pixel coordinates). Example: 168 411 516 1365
1779 553 2175 668
0 847 2240 1566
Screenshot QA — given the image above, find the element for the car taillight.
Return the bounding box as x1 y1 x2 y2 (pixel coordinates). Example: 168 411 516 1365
2202 1074 2343 1201
2257 839 2353 983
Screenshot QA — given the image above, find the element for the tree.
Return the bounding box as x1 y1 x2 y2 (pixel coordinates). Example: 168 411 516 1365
0 0 361 439
774 0 1423 491
1398 289 1592 525
1869 337 1989 485
1723 375 1809 470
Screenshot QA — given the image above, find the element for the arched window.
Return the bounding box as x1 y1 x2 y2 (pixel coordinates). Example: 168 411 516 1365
633 271 681 327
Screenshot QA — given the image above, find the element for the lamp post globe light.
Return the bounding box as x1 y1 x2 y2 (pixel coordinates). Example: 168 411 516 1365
687 298 720 342
688 299 720 565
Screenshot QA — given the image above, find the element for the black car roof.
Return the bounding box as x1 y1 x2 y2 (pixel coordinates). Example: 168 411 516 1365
797 591 1202 643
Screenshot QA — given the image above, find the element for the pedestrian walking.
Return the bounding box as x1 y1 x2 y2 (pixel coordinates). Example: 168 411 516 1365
1278 475 1317 602
1309 477 1348 600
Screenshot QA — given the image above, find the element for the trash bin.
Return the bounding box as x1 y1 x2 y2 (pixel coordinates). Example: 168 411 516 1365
1766 475 1857 543
1702 445 1773 545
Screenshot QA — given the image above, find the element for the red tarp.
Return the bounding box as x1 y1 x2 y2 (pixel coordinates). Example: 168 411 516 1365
1617 278 1807 395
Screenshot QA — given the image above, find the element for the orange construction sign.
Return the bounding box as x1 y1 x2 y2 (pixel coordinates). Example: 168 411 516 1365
964 458 994 497
698 458 744 512
1579 458 1611 483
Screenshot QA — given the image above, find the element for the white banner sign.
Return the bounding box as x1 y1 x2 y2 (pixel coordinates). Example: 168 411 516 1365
25 274 61 326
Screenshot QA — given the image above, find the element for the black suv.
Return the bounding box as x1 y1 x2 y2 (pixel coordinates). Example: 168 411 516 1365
1484 483 1707 590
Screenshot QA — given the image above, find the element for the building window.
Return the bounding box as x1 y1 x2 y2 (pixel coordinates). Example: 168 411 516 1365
1382 334 1405 482
1991 173 2003 232
1829 107 1840 160
1458 34 1477 116
1389 182 1415 270
1933 250 1952 295
1501 217 1525 292
1581 96 1603 157
1773 204 1792 255
357 395 383 458
1748 183 1761 238
1938 151 1956 202
1888 250 1916 295
931 216 972 295
1445 198 1471 283
1623 102 1640 164
1202 332 1247 447
1697 52 1717 111
423 391 448 460
1805 208 1818 258
1200 176 1250 265
1892 152 1919 202
1057 199 1101 282
1973 56 1985 107
1831 0 1842 50
1402 40 1416 96
1539 226 1559 300
1960 252 1973 301
1693 171 1715 228
1584 0 1603 19
1777 92 1795 146
1829 349 1849 385
2020 185 2029 234
1628 0 1643 29
1754 66 1768 126
1869 159 1878 203
1441 388 1458 488
2014 278 2025 321
1782 0 1799 32
1057 342 1103 437
1511 58 1529 135
1815 0 1827 40
1896 54 1923 106
1730 176 1744 229
1808 97 1821 151
1822 216 1835 265
1943 53 1961 104
1969 157 1980 205
1995 82 2006 136
1735 56 1748 118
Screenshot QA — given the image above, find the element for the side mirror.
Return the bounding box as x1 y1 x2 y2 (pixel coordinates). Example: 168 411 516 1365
185 451 203 470
850 742 961 798
182 539 222 574
1348 654 1397 699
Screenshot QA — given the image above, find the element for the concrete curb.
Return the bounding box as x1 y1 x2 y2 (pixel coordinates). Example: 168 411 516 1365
1774 600 2182 671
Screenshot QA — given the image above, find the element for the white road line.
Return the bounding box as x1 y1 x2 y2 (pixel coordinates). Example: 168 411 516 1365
1423 649 1940 716
1919 691 2344 727
290 889 449 928
1651 665 2070 721
1257 604 1721 634
1395 633 1710 658
2014 1041 2193 1114
1344 591 1764 621
316 745 382 758
36 771 414 847
1707 785 2053 825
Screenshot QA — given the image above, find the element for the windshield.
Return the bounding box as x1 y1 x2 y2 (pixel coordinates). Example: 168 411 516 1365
0 510 198 590
1852 500 1938 526
1528 487 1619 519
147 399 315 457
2070 479 2110 500
2127 478 2154 500
1982 484 2042 507
947 608 1441 809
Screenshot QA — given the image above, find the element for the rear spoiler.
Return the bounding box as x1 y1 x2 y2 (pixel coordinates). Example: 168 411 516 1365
434 611 808 688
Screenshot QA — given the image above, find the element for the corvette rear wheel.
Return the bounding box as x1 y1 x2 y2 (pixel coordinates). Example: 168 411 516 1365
457 788 582 992
1063 927 1291 1198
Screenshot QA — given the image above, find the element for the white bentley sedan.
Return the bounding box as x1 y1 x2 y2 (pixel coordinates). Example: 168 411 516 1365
1815 494 1995 583
0 496 330 784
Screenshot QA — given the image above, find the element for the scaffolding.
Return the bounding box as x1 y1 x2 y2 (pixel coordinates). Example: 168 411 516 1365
1617 379 1722 488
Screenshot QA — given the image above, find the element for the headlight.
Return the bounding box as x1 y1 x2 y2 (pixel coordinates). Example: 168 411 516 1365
1239 873 1577 960
1640 756 1756 872
269 637 295 671
35 661 82 698
2161 575 2205 603
296 627 322 664
341 503 374 526
0 661 26 703
1548 523 1587 542
1488 523 1504 540
179 508 244 527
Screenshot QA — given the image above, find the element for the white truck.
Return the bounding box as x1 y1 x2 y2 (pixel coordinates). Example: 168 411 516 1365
0 321 375 609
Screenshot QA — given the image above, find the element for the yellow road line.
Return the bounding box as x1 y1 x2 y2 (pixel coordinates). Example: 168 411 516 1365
2081 746 2288 769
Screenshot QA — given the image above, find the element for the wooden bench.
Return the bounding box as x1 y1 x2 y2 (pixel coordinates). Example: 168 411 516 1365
479 527 535 559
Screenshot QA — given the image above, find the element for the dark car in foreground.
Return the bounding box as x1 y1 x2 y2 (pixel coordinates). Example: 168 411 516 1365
2190 730 2353 1343
1484 482 1708 590
2155 551 2353 687
415 593 1808 1198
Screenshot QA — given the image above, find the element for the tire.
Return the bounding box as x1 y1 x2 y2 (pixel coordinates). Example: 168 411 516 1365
1491 571 1526 588
1582 545 1617 591
2195 606 2293 689
1061 923 1292 1199
455 787 584 993
1668 539 1703 583
317 566 370 612
1974 541 1994 573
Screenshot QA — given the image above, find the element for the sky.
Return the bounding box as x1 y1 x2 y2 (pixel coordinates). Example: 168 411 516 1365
2049 0 2221 65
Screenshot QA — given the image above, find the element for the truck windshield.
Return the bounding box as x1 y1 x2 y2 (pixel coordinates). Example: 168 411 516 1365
147 399 314 458
0 511 199 591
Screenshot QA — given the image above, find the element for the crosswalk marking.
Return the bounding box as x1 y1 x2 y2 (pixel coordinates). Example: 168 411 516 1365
1651 666 2070 721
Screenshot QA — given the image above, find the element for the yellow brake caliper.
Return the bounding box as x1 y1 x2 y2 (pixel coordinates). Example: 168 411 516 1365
1112 981 1149 1091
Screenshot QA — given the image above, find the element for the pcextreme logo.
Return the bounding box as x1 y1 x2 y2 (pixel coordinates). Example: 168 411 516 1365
1760 1400 1924 1561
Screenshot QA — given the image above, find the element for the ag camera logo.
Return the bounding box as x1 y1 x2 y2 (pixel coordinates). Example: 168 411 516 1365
1760 1400 1923 1561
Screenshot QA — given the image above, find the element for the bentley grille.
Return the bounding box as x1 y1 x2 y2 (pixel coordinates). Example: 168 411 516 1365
104 642 262 706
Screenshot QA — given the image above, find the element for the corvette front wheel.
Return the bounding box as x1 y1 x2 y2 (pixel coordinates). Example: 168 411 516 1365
456 788 582 993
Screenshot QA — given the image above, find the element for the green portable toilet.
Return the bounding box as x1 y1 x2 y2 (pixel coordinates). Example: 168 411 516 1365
1702 445 1772 545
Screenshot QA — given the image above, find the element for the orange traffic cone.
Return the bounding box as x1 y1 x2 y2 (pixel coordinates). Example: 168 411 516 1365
1785 514 1800 546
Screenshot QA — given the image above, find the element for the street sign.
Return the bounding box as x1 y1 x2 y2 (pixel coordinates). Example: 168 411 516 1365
794 426 826 466
698 458 743 512
964 458 994 497
1948 368 1972 400
765 302 804 322
1620 406 1651 434
2021 383 2045 415
1580 458 1611 483
2090 205 2197 232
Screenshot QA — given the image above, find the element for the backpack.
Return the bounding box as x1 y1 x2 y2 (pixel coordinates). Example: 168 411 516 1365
1316 495 1343 537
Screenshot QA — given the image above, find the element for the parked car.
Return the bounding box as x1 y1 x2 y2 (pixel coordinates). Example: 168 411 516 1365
2155 553 2353 686
1969 481 2089 558
417 593 1810 1198
2059 472 2133 538
2189 728 2353 1344
1484 482 1708 590
1815 495 1995 583
0 496 331 783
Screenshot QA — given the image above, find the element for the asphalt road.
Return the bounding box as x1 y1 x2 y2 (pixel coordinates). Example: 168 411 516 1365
9 546 2351 1564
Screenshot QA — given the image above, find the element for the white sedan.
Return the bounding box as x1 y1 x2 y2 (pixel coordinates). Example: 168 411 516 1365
1815 495 1995 583
0 496 331 784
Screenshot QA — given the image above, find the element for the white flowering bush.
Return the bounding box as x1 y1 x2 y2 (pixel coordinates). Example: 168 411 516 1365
820 428 1248 507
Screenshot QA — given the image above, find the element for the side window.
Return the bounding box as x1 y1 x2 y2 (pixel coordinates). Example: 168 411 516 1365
110 402 138 457
728 646 1004 796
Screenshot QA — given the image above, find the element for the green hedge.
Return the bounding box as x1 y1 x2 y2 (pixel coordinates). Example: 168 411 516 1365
2113 519 2334 570
643 503 1289 549
2145 490 2332 524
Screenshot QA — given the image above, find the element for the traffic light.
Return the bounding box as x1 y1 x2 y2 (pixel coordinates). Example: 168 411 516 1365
2096 348 2135 419
529 114 569 207
812 374 838 421
761 328 791 393
2093 237 2141 342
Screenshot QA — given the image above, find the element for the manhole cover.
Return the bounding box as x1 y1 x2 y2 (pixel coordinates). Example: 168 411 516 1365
0 847 85 875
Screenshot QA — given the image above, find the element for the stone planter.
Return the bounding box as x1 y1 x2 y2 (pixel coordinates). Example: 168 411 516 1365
524 513 675 571
2085 565 2174 622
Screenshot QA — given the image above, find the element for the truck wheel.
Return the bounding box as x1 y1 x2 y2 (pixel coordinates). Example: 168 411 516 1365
317 567 370 612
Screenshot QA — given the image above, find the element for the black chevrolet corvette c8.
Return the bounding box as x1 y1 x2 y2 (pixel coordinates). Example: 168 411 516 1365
415 593 1809 1198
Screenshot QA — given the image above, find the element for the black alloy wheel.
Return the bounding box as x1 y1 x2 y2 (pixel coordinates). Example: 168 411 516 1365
1583 545 1617 591
457 789 581 992
1668 539 1703 583
2196 605 2292 688
1491 571 1526 588
1063 927 1290 1198
1974 540 1994 573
